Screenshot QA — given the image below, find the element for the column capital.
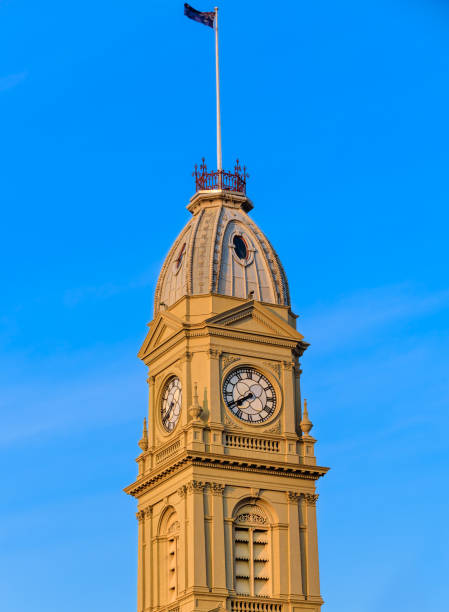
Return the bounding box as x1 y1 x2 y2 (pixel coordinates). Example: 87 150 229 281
207 348 220 360
178 485 188 498
136 510 145 522
209 482 225 496
303 493 319 506
221 353 240 370
179 351 193 366
286 491 301 502
186 480 206 494
282 360 295 371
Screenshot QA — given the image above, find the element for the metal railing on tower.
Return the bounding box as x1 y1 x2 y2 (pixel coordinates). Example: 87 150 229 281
193 158 249 194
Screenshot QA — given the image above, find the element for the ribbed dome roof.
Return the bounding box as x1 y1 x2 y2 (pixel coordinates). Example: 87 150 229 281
153 190 290 316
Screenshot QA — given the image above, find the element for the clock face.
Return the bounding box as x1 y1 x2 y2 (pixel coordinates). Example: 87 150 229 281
222 367 277 424
161 377 182 432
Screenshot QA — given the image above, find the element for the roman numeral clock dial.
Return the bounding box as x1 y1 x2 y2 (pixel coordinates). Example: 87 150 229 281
222 367 277 424
160 377 182 432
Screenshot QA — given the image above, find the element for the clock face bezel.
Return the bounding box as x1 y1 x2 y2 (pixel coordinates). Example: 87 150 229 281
222 365 279 426
160 375 183 433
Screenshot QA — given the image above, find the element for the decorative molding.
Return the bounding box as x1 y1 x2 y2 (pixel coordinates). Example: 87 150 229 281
125 455 329 498
225 433 279 453
235 505 267 526
179 351 192 366
167 520 180 534
282 360 294 371
222 353 241 370
230 599 282 612
303 493 319 506
144 327 306 365
223 412 243 430
286 491 301 502
265 360 281 378
221 311 251 327
235 512 267 525
265 419 281 434
252 312 279 333
186 480 205 494
155 372 165 387
156 439 181 464
209 482 225 496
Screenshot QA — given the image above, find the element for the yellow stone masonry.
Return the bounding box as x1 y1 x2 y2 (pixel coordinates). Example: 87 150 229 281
125 191 329 612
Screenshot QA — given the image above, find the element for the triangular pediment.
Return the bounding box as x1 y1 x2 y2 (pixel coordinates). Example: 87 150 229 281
205 300 304 342
138 311 184 359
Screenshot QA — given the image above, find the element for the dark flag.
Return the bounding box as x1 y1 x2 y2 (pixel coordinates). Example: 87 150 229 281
184 3 215 28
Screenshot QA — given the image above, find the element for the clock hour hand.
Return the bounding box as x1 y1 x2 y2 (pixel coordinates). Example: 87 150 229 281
228 392 254 408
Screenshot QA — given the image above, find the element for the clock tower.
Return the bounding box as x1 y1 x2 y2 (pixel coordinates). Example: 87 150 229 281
125 162 329 612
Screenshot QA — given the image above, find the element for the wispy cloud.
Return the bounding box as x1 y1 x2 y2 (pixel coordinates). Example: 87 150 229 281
0 342 146 447
300 284 449 353
63 262 162 307
0 72 27 93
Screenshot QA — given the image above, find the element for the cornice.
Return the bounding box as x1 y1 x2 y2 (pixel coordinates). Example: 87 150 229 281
124 450 329 498
141 324 306 365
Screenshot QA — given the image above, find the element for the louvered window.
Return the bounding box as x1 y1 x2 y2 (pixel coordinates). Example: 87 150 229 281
166 515 180 602
167 534 177 601
234 504 270 597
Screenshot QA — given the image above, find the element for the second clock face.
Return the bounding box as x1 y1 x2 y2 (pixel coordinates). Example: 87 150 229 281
222 367 277 424
161 377 182 432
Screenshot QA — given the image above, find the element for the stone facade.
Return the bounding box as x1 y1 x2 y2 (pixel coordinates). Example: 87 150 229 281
125 190 329 612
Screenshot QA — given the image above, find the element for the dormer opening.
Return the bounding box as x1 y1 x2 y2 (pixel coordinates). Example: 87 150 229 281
233 235 248 260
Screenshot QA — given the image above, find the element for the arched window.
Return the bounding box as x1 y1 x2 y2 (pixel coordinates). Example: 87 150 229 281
233 503 271 597
160 508 180 603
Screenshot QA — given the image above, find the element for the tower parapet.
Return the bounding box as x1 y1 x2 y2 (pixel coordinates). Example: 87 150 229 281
193 158 249 194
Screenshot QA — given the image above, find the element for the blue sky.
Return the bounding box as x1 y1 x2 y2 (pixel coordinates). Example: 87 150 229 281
1 0 449 610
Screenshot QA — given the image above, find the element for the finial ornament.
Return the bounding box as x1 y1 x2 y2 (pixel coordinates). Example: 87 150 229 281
189 383 203 420
300 399 313 436
138 417 148 452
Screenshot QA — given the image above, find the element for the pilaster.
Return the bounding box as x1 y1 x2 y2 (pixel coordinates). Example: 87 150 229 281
179 352 193 429
210 483 227 592
147 375 156 450
286 492 304 597
299 493 321 600
177 486 187 595
207 349 221 421
143 507 153 611
282 360 300 462
185 480 208 589
304 493 320 598
136 510 145 612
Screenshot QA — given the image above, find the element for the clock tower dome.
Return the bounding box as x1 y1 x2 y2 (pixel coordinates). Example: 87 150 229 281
125 163 329 612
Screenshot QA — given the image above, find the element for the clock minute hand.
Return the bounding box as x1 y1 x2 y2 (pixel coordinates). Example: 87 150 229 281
228 392 254 408
163 401 175 424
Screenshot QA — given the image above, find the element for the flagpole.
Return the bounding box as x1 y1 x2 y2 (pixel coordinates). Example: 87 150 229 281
214 6 223 182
